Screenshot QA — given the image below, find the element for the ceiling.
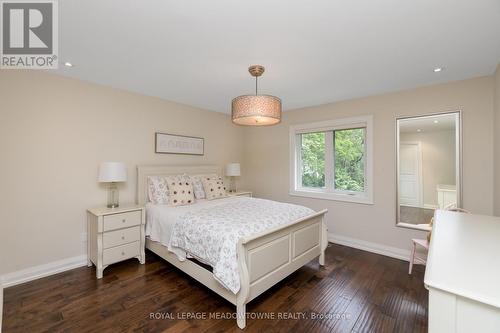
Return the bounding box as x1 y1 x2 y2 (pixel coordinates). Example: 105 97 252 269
399 114 457 133
55 0 500 114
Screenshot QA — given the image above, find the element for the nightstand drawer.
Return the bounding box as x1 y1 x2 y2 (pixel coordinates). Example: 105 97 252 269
103 210 141 231
103 226 140 249
103 241 140 266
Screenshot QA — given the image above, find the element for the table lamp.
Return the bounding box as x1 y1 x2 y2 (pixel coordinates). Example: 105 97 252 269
225 163 241 193
98 162 127 208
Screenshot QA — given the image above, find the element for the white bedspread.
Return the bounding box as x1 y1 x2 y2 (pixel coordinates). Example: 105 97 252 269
162 196 315 294
146 198 241 259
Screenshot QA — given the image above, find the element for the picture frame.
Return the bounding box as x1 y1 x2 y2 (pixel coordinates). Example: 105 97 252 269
155 132 204 155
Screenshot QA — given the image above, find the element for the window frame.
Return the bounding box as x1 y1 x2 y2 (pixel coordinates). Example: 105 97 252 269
289 115 374 204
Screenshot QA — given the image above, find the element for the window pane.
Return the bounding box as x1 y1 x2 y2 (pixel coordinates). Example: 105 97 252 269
300 132 325 188
334 128 365 192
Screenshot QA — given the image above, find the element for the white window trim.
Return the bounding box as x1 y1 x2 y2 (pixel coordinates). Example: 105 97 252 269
289 115 374 205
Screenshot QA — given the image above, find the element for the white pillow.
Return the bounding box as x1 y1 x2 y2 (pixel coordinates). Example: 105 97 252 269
201 175 228 200
165 175 195 206
190 174 217 199
147 176 169 204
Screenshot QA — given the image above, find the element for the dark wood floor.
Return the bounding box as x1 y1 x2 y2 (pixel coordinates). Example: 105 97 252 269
2 244 428 333
400 206 434 226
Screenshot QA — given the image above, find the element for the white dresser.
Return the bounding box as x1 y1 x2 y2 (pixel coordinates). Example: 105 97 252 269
436 184 457 209
425 210 500 333
87 205 145 278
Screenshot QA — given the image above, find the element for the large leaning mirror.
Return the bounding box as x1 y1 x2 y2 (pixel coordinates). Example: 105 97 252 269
396 111 462 230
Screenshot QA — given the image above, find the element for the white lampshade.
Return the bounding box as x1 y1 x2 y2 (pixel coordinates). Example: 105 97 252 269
225 163 241 177
98 162 127 182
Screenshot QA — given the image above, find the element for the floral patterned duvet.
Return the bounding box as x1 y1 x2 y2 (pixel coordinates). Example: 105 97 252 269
168 196 315 293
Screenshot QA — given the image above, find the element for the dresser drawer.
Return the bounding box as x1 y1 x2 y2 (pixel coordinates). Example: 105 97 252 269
103 210 141 231
102 241 140 266
103 226 140 249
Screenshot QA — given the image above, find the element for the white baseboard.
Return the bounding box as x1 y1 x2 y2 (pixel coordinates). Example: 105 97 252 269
0 255 87 288
328 233 412 262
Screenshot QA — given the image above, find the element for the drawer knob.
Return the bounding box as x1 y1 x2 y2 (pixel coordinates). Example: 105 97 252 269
121 251 125 256
122 219 126 223
121 236 125 240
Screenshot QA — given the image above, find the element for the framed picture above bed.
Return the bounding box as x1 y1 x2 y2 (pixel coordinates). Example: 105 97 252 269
155 132 204 155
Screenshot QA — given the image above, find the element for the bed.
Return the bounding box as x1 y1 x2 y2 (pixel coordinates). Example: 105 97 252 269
137 165 328 329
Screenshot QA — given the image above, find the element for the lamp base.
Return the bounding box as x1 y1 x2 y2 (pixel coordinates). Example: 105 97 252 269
107 182 119 208
228 176 237 193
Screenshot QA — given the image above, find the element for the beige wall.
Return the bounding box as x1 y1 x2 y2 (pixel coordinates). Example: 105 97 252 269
244 76 495 251
495 64 500 216
0 70 497 277
0 71 244 275
400 130 456 207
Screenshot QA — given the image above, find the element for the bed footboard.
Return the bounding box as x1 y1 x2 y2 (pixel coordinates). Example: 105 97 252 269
236 209 328 329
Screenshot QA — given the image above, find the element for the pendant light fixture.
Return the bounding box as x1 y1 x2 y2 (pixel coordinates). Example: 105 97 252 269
231 65 282 126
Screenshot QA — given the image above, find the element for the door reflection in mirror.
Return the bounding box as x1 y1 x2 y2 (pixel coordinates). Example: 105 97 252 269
396 112 461 230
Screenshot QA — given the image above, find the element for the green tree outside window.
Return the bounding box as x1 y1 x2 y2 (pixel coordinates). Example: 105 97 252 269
300 128 365 192
334 128 365 192
301 132 325 188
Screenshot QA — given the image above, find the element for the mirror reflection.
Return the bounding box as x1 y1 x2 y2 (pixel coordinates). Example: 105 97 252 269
397 112 461 229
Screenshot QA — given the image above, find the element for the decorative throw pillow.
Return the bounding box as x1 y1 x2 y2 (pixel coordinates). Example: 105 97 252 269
190 174 217 199
201 175 228 200
147 176 169 204
166 175 195 206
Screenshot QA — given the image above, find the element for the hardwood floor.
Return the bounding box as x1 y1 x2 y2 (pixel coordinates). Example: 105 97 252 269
2 244 427 333
399 206 434 226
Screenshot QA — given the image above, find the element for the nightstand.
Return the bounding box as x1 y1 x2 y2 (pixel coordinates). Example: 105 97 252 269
87 205 145 279
229 191 253 198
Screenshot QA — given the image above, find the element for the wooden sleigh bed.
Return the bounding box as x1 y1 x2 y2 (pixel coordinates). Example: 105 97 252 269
137 165 328 329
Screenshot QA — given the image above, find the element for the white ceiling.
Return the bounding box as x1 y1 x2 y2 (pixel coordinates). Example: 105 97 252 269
55 0 500 114
399 114 457 133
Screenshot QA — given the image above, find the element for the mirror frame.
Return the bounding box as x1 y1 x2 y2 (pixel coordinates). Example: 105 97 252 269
396 110 463 231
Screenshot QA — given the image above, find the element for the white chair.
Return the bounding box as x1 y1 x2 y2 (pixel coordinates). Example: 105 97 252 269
408 238 429 274
408 207 470 274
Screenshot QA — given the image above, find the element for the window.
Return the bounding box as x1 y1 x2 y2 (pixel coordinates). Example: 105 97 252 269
290 116 373 204
334 128 365 192
300 132 325 188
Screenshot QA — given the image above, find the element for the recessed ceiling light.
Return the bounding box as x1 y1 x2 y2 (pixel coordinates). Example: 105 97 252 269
433 120 439 124
433 67 443 73
64 62 74 67
417 129 422 132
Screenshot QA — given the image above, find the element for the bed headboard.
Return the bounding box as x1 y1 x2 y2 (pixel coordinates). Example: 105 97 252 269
136 165 222 205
